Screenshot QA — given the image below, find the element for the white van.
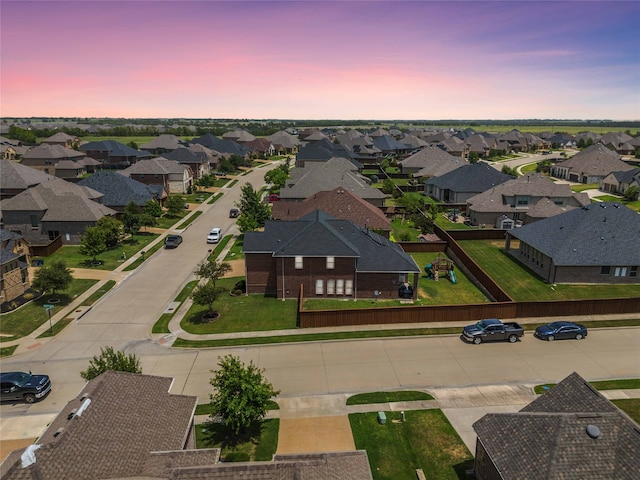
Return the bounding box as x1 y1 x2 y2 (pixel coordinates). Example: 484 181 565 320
207 227 222 244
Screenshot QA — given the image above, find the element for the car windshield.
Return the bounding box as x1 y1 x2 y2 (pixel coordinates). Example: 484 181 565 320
548 322 564 329
475 321 488 330
13 372 32 386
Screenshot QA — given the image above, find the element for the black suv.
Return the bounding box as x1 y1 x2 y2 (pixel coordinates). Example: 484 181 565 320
1 371 52 404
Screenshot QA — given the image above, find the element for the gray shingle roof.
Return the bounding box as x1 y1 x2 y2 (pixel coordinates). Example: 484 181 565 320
23 144 85 160
555 143 633 176
122 156 191 175
507 202 640 266
244 210 419 274
400 146 468 175
0 159 56 190
78 171 157 207
79 139 152 159
424 162 513 193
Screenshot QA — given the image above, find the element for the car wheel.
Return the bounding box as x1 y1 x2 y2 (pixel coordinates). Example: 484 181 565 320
576 333 584 340
24 394 36 404
508 334 518 343
547 335 554 341
473 337 482 345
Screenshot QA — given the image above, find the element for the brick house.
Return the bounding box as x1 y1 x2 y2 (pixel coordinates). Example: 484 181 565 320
505 202 640 284
550 143 634 184
0 229 31 306
121 157 193 194
472 372 640 479
244 210 420 300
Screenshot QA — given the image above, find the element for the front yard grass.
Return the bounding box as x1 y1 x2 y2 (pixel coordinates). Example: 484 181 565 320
35 234 159 270
347 391 433 405
612 399 640 424
571 183 599 192
458 239 640 301
224 234 245 261
180 277 298 334
0 279 98 339
350 409 473 480
195 419 279 462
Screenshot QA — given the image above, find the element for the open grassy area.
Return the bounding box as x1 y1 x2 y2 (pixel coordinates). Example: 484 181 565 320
0 279 98 339
195 419 279 462
612 399 640 424
347 391 433 405
457 239 640 301
35 234 159 271
390 218 421 242
80 280 116 306
0 345 18 357
350 410 473 480
571 183 599 192
224 235 245 261
180 277 298 334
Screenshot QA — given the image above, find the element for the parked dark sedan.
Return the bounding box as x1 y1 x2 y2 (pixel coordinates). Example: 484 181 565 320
164 234 183 249
534 321 587 341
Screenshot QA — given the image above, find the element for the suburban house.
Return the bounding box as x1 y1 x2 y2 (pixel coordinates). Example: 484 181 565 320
271 187 392 237
400 146 468 178
79 139 153 167
266 130 301 154
163 146 212 179
140 134 187 154
550 143 634 183
295 138 358 168
52 157 101 179
121 157 194 194
0 177 117 245
0 370 373 479
600 167 640 195
20 144 86 175
0 159 56 200
40 132 78 148
0 229 31 307
78 171 165 213
372 134 412 156
244 137 276 157
466 173 590 228
279 157 386 207
504 202 640 284
424 162 514 203
222 129 257 144
191 133 252 159
244 210 420 300
472 372 640 479
600 131 634 154
1 136 29 161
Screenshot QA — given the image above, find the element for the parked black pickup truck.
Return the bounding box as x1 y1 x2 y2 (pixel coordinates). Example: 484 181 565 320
462 318 524 344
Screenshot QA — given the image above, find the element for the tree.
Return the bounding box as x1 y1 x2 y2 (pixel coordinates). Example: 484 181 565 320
79 226 107 262
208 355 280 435
501 165 518 177
381 178 395 195
31 260 73 296
263 167 288 190
80 346 142 380
144 199 163 218
191 282 220 317
236 183 271 233
122 213 140 239
95 216 124 247
138 213 157 232
194 259 232 290
396 193 424 214
410 212 435 234
468 152 480 164
623 185 639 201
165 195 185 216
124 201 140 216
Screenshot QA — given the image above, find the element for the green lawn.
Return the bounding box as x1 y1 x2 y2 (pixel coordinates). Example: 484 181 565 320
195 419 279 462
571 183 599 192
0 279 98 339
391 218 421 242
224 234 245 260
35 234 159 270
534 378 640 394
612 399 640 424
347 391 433 405
181 277 298 334
350 410 473 480
80 280 116 306
152 280 199 334
458 240 640 301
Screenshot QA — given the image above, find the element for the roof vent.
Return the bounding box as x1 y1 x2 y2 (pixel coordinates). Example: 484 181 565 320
53 428 64 438
586 424 600 439
67 409 77 420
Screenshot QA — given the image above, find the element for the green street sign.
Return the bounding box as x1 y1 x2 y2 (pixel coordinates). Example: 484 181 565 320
43 304 55 310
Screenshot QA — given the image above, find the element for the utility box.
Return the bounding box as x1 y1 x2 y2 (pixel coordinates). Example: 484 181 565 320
377 411 386 425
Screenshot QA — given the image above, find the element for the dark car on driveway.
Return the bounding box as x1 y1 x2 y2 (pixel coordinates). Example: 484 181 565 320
164 234 183 249
1 371 51 404
534 321 587 341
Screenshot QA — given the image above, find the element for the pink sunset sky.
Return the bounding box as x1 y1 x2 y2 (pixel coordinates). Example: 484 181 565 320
1 0 639 120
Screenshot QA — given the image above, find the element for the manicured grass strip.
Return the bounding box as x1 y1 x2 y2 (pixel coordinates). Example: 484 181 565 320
571 183 599 192
195 400 279 416
81 280 116 306
151 280 199 334
207 193 223 204
223 234 244 260
123 241 164 271
0 345 18 357
173 318 640 348
195 419 279 462
0 279 98 339
347 391 433 405
176 210 202 229
350 410 473 480
612 399 640 424
208 235 233 261
534 378 640 395
37 318 72 338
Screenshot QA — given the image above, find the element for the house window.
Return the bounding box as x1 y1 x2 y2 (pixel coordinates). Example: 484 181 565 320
630 266 638 277
48 230 60 240
516 195 529 206
600 266 611 275
336 279 344 295
552 197 564 206
327 279 335 295
30 215 38 228
398 273 408 284
315 279 323 295
295 256 303 269
326 256 335 269
345 280 353 295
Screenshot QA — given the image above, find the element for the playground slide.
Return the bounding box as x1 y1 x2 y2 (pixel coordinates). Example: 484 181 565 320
449 270 457 284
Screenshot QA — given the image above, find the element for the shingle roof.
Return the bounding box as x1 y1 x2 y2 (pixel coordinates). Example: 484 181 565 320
23 144 85 160
508 202 640 266
78 171 157 207
79 139 151 159
140 134 186 150
0 371 204 480
473 372 640 480
555 143 633 176
372 134 408 152
244 210 419 274
400 146 468 175
0 159 56 190
271 187 391 231
191 134 251 156
122 156 191 175
424 162 513 193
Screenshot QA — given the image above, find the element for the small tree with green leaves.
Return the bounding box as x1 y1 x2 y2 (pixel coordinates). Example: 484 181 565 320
122 212 140 239
138 213 157 232
80 346 142 380
468 152 480 164
623 185 639 201
194 259 232 289
263 167 288 191
236 183 271 233
501 165 518 177
31 260 73 297
190 282 220 318
144 199 163 218
95 216 124 247
79 226 107 263
165 195 185 217
208 355 280 435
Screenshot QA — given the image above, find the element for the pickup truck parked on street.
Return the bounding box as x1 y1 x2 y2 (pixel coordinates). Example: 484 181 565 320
462 318 524 344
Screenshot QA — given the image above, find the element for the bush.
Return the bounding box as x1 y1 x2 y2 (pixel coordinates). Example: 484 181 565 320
224 452 250 462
